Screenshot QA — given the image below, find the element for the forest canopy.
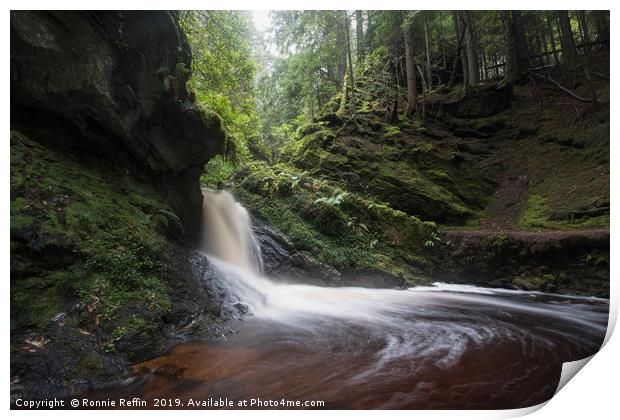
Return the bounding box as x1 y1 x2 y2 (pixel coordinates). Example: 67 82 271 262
178 10 609 177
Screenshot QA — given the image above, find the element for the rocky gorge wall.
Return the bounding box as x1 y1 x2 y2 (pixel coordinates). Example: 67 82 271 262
10 11 232 400
11 11 225 239
438 229 610 298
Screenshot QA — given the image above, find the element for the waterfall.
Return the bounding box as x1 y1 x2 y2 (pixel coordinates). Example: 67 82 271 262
200 190 416 322
202 189 263 275
200 190 608 336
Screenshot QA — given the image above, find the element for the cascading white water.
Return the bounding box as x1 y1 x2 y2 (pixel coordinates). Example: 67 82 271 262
199 190 607 341
202 189 263 274
201 189 431 324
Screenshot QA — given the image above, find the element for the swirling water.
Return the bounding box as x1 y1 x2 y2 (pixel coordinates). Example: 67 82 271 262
109 190 608 409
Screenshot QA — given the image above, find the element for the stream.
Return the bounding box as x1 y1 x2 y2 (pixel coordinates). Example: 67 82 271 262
100 190 609 409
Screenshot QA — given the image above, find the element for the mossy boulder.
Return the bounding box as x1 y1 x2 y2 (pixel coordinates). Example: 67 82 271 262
11 131 172 333
513 273 557 292
439 230 609 297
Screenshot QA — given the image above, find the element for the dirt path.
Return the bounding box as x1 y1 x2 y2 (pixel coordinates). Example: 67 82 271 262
482 173 529 229
442 227 609 243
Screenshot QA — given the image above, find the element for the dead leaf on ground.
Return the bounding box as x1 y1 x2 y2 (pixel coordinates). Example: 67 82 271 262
77 328 92 336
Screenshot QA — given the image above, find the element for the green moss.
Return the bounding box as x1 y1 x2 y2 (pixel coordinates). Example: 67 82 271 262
496 88 610 231
519 189 609 230
233 161 437 282
54 330 112 382
11 272 67 329
519 194 548 229
383 125 402 139
295 122 324 138
513 273 556 291
71 353 108 379
296 132 337 160
103 315 148 353
284 122 492 225
11 131 172 333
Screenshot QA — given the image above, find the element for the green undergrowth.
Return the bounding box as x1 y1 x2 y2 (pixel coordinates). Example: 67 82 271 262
277 118 495 225
11 131 173 352
231 160 440 283
200 155 236 188
224 80 609 291
503 89 610 230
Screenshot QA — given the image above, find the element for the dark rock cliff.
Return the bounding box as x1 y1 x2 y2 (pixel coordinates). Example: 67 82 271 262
11 10 225 241
10 11 230 400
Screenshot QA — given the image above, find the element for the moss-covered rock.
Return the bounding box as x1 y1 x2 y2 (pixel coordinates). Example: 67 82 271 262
11 131 240 399
439 229 609 297
428 83 513 119
231 160 438 285
11 131 172 332
512 273 557 292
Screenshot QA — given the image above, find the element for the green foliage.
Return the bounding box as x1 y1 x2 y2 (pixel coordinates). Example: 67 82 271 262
383 125 402 139
201 155 236 188
424 231 442 248
314 191 349 206
346 217 369 237
233 160 438 281
255 11 354 152
290 171 308 189
180 11 262 162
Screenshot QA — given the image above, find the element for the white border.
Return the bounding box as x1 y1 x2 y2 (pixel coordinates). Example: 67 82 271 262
3 1 617 419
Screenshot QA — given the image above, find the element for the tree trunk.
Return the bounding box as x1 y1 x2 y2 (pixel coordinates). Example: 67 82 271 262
416 63 427 121
404 18 418 117
557 11 577 63
439 11 446 69
500 11 529 83
539 22 551 66
577 11 591 45
355 10 365 63
593 10 609 44
545 11 560 64
336 19 346 88
453 11 468 87
534 30 545 66
462 11 479 85
424 13 433 91
392 12 402 97
513 12 530 72
337 73 349 116
448 16 467 89
343 11 355 88
366 10 374 47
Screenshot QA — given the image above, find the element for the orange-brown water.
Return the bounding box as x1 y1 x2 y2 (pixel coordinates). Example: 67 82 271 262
94 288 607 409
